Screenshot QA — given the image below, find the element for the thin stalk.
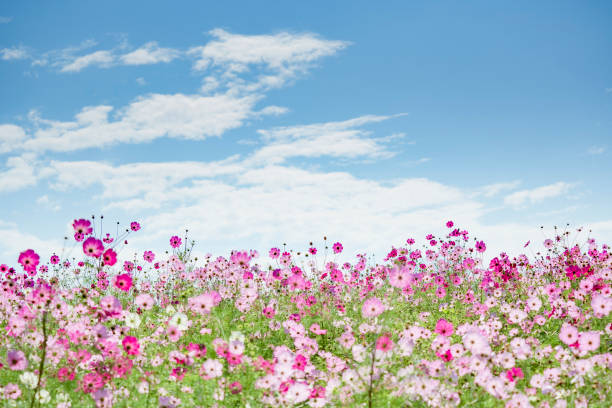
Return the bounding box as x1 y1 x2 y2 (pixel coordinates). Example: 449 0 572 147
367 339 376 408
30 310 48 408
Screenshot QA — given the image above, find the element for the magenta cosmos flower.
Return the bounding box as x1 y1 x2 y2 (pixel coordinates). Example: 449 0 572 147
102 249 117 266
435 318 454 337
475 240 486 253
332 242 343 254
130 221 141 231
114 273 133 292
143 250 155 263
72 218 93 235
122 336 140 356
18 249 39 273
169 235 182 248
83 237 104 257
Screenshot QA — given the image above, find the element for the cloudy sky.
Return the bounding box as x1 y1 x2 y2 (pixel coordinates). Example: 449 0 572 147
1 0 611 267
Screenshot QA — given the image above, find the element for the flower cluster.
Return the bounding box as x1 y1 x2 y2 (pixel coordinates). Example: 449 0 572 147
0 218 610 407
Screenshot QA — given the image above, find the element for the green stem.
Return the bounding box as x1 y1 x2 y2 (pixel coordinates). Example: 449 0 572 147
29 310 48 408
368 339 376 408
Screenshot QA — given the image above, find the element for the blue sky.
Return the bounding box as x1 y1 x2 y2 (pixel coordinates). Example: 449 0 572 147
1 0 611 266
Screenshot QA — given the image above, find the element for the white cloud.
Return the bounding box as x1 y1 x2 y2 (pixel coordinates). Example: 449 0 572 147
136 77 146 85
60 50 114 72
1 29 349 154
0 16 12 24
188 28 349 93
504 182 574 207
119 41 180 65
244 114 406 166
476 180 521 198
0 124 27 153
36 195 61 212
587 146 605 155
48 155 244 201
19 93 264 152
0 219 62 264
0 155 39 192
1 46 28 60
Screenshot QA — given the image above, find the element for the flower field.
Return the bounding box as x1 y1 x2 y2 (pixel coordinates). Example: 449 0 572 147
1 218 611 408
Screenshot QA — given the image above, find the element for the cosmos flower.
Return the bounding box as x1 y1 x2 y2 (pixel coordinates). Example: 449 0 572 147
122 336 140 356
169 235 182 248
362 297 385 318
102 249 117 266
114 274 133 292
83 237 104 257
7 350 27 371
72 218 93 235
435 319 454 337
18 249 39 273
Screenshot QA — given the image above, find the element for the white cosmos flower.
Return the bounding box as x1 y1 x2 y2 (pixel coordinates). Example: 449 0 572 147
230 331 245 343
124 312 141 329
36 389 51 404
56 392 70 403
170 312 190 331
19 372 38 389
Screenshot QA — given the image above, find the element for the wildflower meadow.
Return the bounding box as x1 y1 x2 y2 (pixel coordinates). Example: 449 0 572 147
1 218 611 408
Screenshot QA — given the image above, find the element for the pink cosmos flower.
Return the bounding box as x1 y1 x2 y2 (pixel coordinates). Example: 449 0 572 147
506 366 524 382
591 294 612 318
167 325 182 342
7 350 27 371
310 323 327 335
437 349 453 362
143 250 155 263
130 221 141 231
200 359 223 379
114 274 133 292
262 306 276 318
578 331 600 352
435 319 454 337
362 297 385 318
188 291 221 315
81 372 104 394
57 366 75 382
18 249 39 273
3 383 21 400
229 381 242 394
227 353 242 366
230 250 252 268
72 218 93 235
169 235 182 248
376 335 394 352
102 249 117 266
332 242 343 254
559 323 579 346
475 241 486 253
83 237 104 257
135 293 154 310
122 336 140 356
389 267 410 289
